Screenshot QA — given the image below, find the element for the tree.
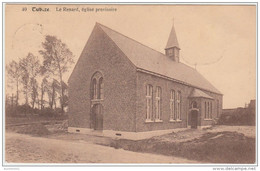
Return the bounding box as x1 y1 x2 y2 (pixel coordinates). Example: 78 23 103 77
60 81 69 108
39 35 74 114
40 77 48 110
45 78 60 109
6 60 21 107
30 77 39 108
20 53 41 108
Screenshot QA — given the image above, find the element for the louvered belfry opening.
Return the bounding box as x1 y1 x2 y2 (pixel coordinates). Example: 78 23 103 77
165 22 180 62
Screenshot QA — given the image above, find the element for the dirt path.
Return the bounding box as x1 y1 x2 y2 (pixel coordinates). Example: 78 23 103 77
5 132 197 163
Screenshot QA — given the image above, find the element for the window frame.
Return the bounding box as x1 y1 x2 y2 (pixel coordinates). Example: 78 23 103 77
146 84 153 122
98 77 104 100
92 78 97 100
91 72 104 102
155 86 162 122
210 101 212 119
217 100 219 118
205 101 207 118
204 100 213 120
170 90 175 121
176 91 181 121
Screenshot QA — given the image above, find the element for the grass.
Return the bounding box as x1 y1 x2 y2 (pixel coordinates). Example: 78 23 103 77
6 115 67 126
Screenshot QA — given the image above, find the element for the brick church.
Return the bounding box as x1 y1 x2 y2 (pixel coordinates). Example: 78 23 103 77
68 22 223 137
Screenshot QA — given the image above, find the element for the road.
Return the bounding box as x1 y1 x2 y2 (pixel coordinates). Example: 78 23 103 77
5 132 197 164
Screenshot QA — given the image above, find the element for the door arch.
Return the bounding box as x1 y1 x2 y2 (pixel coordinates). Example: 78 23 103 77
192 101 197 108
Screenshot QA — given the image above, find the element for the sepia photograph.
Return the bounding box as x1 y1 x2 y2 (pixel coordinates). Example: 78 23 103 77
3 3 257 167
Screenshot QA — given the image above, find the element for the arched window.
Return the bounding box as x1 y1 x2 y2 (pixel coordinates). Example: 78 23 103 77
91 72 103 100
98 77 104 99
91 78 97 99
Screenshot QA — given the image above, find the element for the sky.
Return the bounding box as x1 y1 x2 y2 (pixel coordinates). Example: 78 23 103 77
5 4 256 109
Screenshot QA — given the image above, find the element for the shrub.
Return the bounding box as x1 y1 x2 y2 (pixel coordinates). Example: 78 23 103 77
16 123 50 136
218 108 255 126
5 105 15 117
6 104 36 116
39 107 67 118
40 107 56 117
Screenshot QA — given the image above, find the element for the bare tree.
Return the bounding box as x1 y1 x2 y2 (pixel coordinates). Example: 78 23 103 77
6 60 21 107
39 35 74 114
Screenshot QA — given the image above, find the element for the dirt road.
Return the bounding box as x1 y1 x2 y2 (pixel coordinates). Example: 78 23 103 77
5 132 197 163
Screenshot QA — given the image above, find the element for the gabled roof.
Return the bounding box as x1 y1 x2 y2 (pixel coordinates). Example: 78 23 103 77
97 23 221 94
165 23 180 49
189 88 214 99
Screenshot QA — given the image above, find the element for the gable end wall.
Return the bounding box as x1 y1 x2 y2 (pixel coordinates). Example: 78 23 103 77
68 25 137 132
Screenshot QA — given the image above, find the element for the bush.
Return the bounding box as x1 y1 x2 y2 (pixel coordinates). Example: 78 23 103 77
6 104 37 116
5 105 15 117
6 104 67 118
54 108 63 115
39 107 66 118
218 108 255 126
16 123 50 136
40 107 56 117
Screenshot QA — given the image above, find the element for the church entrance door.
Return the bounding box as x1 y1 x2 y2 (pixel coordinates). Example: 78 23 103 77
91 104 103 130
190 110 198 129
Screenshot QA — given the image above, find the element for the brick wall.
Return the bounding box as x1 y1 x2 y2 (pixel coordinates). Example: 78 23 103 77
68 24 137 132
136 71 223 131
200 92 223 126
136 72 189 132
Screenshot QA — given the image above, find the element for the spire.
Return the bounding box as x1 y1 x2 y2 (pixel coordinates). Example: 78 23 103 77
165 19 181 62
165 20 180 50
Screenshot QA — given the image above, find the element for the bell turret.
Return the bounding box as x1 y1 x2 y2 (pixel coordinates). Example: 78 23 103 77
165 21 180 62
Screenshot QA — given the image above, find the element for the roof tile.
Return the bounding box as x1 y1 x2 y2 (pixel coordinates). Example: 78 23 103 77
97 23 221 94
189 88 214 99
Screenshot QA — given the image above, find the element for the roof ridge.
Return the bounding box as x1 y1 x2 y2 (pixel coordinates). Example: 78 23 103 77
95 22 221 94
96 22 167 57
96 22 197 70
